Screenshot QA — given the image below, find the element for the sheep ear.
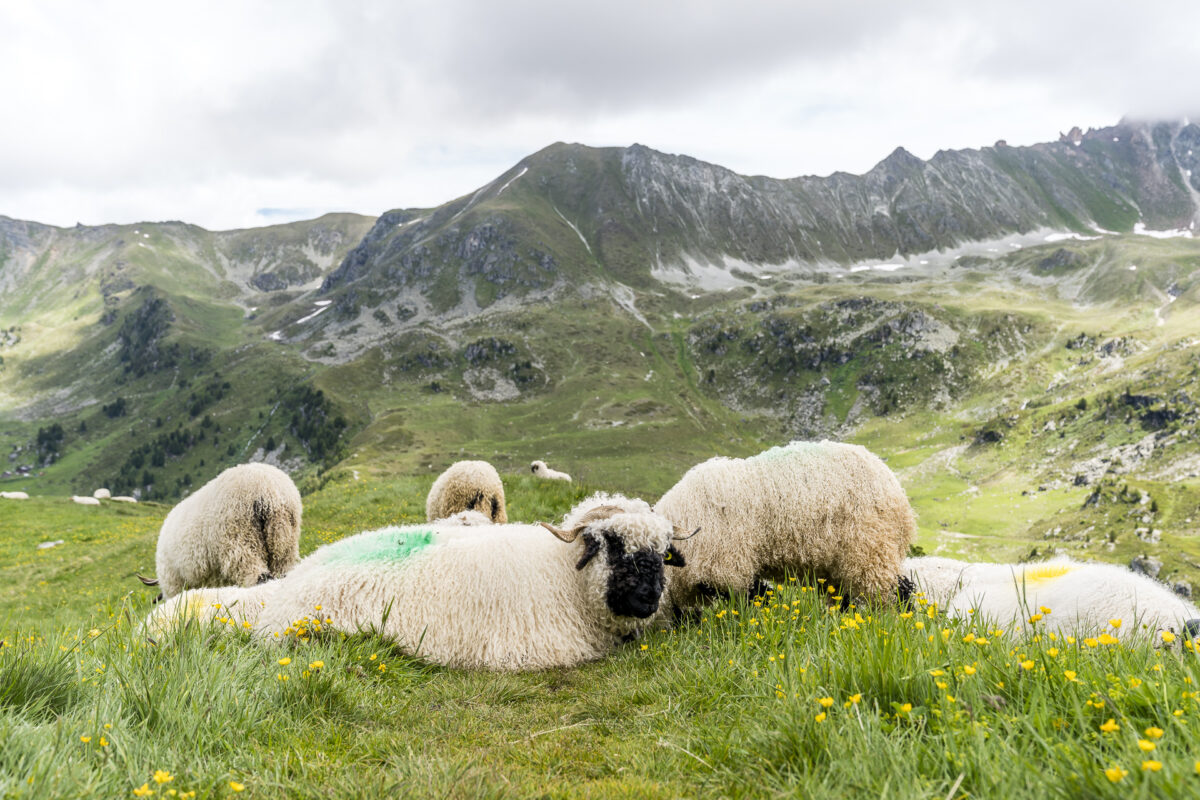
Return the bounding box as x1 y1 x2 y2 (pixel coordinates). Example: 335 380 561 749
672 526 701 541
540 522 579 543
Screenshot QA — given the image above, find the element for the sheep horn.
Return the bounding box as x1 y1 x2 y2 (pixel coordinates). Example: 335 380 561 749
136 573 160 586
672 526 701 541
540 522 579 543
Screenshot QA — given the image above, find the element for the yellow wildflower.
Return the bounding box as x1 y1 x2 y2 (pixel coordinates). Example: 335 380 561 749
814 712 826 722
99 737 108 747
1109 618 1122 629
1100 719 1119 733
1162 631 1177 644
1145 727 1164 739
1097 633 1119 646
80 736 91 743
963 665 977 675
848 693 862 704
1047 648 1059 657
1084 638 1098 648
133 784 154 798
1040 606 1052 614
277 658 291 666
1104 766 1127 783
229 782 245 792
818 697 834 708
1020 660 1035 671
1142 760 1162 772
153 771 173 784
308 660 324 670
1137 739 1156 752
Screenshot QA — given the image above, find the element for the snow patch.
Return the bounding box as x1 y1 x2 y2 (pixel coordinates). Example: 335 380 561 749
554 207 592 255
268 331 284 341
1044 232 1100 242
1128 265 1138 271
495 166 528 197
1134 222 1193 239
313 300 332 307
295 305 330 325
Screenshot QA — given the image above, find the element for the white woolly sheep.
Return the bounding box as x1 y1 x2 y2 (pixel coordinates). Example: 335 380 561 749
146 506 690 671
72 496 100 506
437 509 493 526
530 460 571 482
93 488 111 500
654 440 916 608
0 491 30 500
111 496 138 503
138 463 302 600
426 460 507 524
904 556 1200 640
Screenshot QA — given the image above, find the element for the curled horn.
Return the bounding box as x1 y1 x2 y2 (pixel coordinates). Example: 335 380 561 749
540 522 580 543
136 573 160 586
672 526 701 541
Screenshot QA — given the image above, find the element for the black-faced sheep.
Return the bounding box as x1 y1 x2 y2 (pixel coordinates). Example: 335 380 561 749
531 460 571 482
146 506 689 671
138 463 302 599
905 556 1200 641
654 441 916 608
425 460 507 524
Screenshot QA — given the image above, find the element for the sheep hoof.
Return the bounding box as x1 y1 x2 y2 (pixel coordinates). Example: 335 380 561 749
153 592 163 604
256 572 273 585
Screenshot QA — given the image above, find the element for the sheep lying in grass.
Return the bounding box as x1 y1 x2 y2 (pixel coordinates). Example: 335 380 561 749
93 488 111 500
146 506 690 671
905 556 1200 641
138 463 302 600
531 460 571 482
654 441 916 608
425 460 507 524
111 496 137 503
72 496 100 506
0 491 29 500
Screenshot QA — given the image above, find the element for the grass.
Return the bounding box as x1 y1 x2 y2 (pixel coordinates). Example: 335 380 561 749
4 480 1200 798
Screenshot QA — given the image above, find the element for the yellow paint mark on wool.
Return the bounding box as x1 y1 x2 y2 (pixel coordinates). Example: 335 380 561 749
1021 564 1075 584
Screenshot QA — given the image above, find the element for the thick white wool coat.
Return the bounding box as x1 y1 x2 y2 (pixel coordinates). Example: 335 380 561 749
72 496 100 506
531 460 571 482
154 463 302 599
655 441 916 606
437 509 493 526
905 556 1200 639
148 513 677 671
561 492 652 529
93 488 111 499
111 496 137 503
0 491 30 500
425 460 507 523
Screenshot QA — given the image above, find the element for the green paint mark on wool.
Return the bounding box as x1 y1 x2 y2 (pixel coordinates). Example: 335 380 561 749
322 527 437 566
750 440 824 463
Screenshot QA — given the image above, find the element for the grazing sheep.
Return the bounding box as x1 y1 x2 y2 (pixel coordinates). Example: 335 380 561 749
111 496 138 503
72 496 101 506
147 506 690 671
905 556 1200 640
0 491 29 500
654 441 916 608
425 460 507 524
531 460 571 482
139 463 302 600
93 488 111 500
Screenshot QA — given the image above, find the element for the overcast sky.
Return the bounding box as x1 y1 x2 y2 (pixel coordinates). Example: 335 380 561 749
3 1 1198 230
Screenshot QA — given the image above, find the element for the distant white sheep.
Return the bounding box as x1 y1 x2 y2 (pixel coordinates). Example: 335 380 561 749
531 460 571 482
0 491 29 500
138 463 302 599
655 441 916 608
904 556 1200 640
146 504 690 671
111 496 138 503
93 488 111 500
426 460 507 523
72 496 101 506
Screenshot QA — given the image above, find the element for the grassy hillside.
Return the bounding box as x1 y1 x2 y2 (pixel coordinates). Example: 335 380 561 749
4 479 1200 798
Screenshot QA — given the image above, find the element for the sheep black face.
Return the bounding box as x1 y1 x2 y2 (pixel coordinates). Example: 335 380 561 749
540 513 690 621
575 531 687 619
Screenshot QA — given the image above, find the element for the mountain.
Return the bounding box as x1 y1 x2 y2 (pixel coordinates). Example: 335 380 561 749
3 119 1200 588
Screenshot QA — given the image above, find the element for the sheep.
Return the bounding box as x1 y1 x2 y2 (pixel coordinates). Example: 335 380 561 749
0 491 30 500
904 556 1200 641
425 460 507 524
531 460 571 482
654 440 916 608
437 509 493 526
93 488 111 500
111 496 138 503
72 496 101 506
146 506 691 671
138 463 302 600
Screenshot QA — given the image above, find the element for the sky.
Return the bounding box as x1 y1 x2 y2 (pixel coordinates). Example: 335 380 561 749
3 1 1199 231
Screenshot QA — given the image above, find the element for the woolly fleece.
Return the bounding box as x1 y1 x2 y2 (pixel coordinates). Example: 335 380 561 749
425 460 507 524
655 440 916 606
153 462 302 599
